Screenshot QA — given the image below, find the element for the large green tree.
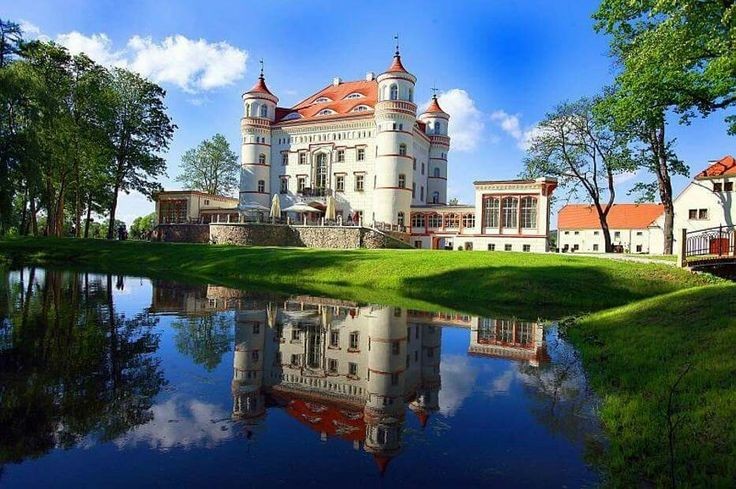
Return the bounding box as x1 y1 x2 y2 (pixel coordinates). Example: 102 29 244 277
176 133 239 196
524 98 635 252
105 68 175 239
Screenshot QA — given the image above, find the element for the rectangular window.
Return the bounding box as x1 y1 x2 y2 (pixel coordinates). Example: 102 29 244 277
257 180 265 193
636 231 643 236
483 197 500 228
337 149 345 162
252 323 260 334
574 231 579 235
564 231 569 235
297 177 306 192
573 244 580 251
392 341 400 355
411 213 425 228
523 244 531 252
291 354 299 365
488 243 495 251
636 244 643 252
593 244 599 251
328 359 338 373
504 244 512 251
699 208 708 219
282 153 288 165
520 197 537 229
398 174 406 188
280 177 288 194
355 174 364 191
299 152 307 165
414 240 422 248
689 209 697 219
726 182 734 191
348 362 358 377
593 231 599 235
501 197 518 228
330 331 339 348
614 231 621 238
412 182 416 198
349 332 359 349
292 330 300 340
463 214 475 228
357 148 365 161
714 182 723 192
336 175 345 192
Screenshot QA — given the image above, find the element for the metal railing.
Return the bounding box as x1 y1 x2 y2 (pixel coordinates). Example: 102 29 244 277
685 225 736 258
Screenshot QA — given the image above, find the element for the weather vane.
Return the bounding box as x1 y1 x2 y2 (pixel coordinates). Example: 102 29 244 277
431 84 439 97
259 59 264 77
394 34 400 55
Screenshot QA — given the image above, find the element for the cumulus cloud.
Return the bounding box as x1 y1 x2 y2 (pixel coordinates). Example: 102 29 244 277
438 355 478 416
19 20 42 38
54 31 247 93
423 89 485 152
490 110 539 151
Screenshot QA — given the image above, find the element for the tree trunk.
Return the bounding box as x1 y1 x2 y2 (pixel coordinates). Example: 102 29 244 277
107 181 120 239
29 197 38 236
653 124 675 255
84 191 93 238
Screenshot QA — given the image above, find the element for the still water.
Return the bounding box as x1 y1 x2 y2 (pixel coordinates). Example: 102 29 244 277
0 268 603 488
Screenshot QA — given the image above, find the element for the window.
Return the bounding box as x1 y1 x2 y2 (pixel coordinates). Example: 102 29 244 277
574 231 580 235
357 148 365 161
314 97 331 103
636 244 643 252
432 191 440 204
259 105 268 117
330 331 339 348
714 182 723 192
318 109 335 116
523 244 531 252
593 231 599 235
433 167 440 178
483 197 500 228
299 152 307 165
337 149 345 162
345 92 362 100
421 162 425 175
593 244 599 251
564 231 570 235
398 174 406 188
328 359 338 373
689 209 697 219
292 329 300 341
297 177 306 192
258 153 266 165
291 354 299 365
397 212 405 226
392 341 400 355
573 244 580 251
257 180 265 193
390 84 398 100
444 213 459 228
428 214 442 228
420 186 424 201
414 240 422 248
279 177 288 194
336 175 345 192
204 199 210 205
636 231 643 236
501 197 518 228
349 332 359 349
412 182 416 198
504 244 512 251
463 214 475 228
520 197 537 229
488 243 495 251
391 373 399 386
699 208 708 219
614 231 621 239
348 362 358 377
726 182 734 191
252 323 260 334
433 121 440 134
355 174 364 191
399 143 407 156
282 153 288 165
315 153 327 189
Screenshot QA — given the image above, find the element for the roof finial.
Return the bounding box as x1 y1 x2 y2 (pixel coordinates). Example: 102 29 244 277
259 59 264 79
394 34 400 57
431 84 438 99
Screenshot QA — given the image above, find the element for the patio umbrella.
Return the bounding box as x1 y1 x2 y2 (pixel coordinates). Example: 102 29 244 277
283 202 322 214
325 195 336 221
270 195 281 220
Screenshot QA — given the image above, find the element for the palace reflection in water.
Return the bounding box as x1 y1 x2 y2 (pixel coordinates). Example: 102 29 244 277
152 281 548 473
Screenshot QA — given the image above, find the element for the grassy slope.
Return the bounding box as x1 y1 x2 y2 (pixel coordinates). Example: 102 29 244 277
567 285 736 486
0 237 715 318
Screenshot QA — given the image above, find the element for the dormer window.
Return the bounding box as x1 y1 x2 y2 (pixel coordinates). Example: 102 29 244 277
282 112 302 121
352 105 371 112
314 97 332 103
318 109 336 116
344 92 363 100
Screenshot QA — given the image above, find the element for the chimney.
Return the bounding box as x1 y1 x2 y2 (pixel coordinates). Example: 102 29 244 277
332 77 342 86
365 71 375 81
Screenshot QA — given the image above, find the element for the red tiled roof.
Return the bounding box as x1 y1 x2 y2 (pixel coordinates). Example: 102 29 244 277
386 54 409 74
275 79 377 124
423 95 446 115
246 75 275 97
558 203 664 229
696 155 736 179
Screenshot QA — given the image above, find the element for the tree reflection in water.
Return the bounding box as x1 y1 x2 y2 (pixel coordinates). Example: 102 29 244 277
0 268 166 465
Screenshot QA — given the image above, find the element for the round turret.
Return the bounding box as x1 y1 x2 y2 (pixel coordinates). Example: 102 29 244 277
373 47 417 226
419 94 451 205
240 65 278 210
232 309 267 423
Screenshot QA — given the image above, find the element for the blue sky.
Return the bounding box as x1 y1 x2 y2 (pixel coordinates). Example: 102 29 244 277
4 0 734 224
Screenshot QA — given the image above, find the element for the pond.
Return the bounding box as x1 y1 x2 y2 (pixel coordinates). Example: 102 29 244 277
0 267 604 487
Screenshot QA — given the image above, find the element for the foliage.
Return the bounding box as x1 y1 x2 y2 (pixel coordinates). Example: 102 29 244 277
176 133 239 196
172 314 233 371
129 212 157 240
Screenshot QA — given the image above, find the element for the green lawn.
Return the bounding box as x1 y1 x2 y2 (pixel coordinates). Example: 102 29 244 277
0 237 716 319
0 236 733 486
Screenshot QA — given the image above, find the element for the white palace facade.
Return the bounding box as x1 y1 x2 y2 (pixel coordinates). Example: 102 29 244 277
236 48 558 252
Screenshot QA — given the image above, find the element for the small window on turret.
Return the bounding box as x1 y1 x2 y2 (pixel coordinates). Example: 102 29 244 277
399 144 407 156
260 105 268 118
390 84 398 100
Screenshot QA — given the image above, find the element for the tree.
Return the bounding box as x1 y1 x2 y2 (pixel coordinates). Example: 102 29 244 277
104 68 175 239
523 98 635 252
176 133 238 195
172 314 232 371
594 1 736 134
129 212 156 240
448 197 459 206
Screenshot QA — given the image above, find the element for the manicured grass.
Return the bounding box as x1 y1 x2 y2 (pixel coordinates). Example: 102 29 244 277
623 253 679 263
567 285 736 486
0 237 716 318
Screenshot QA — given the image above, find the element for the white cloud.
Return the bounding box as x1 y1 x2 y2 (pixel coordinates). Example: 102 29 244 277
54 31 247 93
438 355 478 416
614 170 639 186
490 110 539 151
423 89 485 152
19 20 42 38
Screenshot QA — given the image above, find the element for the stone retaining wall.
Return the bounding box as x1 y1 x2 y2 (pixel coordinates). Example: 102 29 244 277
154 224 210 243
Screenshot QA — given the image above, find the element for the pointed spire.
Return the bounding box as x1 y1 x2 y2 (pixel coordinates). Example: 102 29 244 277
246 58 275 97
385 35 409 73
373 454 393 475
424 87 447 115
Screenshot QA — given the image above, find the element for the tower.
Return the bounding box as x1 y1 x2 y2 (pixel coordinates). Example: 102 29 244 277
232 309 267 423
419 93 450 205
408 322 441 428
373 43 417 226
240 62 278 210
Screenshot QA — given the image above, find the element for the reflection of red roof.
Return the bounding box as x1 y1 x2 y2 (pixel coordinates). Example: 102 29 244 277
696 155 736 179
276 393 365 442
247 75 275 97
275 80 377 124
374 454 393 475
414 411 429 428
558 203 664 229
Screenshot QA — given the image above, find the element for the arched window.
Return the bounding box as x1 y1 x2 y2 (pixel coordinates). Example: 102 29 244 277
428 213 442 228
444 213 459 229
520 196 537 229
390 84 398 100
315 153 328 189
433 121 440 134
258 154 266 165
432 191 440 204
245 103 251 117
260 105 268 118
433 167 440 178
411 213 425 228
408 88 413 102
501 197 518 228
399 143 407 156
398 174 406 188
257 180 265 192
397 212 405 227
483 197 500 228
